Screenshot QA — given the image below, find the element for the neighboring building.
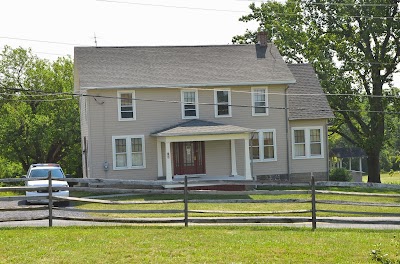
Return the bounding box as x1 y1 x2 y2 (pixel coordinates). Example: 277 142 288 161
74 39 334 183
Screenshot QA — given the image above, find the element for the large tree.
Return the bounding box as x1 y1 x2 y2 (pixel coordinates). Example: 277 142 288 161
0 46 81 176
234 0 400 182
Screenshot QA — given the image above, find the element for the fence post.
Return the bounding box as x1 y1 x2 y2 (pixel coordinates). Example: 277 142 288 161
48 170 53 227
311 176 316 230
184 176 188 227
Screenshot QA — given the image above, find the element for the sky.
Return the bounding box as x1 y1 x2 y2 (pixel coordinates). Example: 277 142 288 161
1 0 399 87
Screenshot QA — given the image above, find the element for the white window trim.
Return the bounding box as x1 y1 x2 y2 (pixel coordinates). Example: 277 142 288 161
291 126 324 159
251 129 277 162
251 87 269 116
214 88 232 118
181 89 199 119
117 90 136 121
112 135 146 170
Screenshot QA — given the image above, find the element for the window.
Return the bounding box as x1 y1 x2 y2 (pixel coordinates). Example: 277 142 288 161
292 127 323 159
250 129 277 162
117 91 136 121
112 135 145 169
251 87 268 116
214 89 231 117
181 90 199 119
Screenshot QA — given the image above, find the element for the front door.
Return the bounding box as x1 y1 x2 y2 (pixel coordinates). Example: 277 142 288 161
173 141 205 175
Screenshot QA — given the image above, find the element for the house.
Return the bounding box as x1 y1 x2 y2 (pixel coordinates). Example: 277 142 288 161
74 37 334 183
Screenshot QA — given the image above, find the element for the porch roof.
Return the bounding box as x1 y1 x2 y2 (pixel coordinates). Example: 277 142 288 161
151 119 255 137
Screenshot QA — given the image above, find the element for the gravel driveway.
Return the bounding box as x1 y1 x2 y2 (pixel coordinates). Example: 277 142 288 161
0 198 88 223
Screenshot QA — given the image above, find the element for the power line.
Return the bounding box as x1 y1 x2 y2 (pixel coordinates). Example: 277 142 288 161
3 87 400 115
97 0 399 19
237 0 399 7
96 0 246 13
0 36 85 46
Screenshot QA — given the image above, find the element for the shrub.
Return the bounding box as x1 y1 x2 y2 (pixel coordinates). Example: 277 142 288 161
329 168 352 182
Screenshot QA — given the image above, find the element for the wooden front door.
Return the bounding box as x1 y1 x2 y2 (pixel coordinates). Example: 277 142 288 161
173 141 205 175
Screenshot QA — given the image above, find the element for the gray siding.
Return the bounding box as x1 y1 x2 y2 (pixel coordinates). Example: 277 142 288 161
83 86 329 181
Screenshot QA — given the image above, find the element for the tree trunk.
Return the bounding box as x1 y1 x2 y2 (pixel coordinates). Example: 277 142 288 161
366 150 381 183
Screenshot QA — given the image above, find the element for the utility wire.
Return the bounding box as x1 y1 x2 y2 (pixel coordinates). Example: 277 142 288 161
237 0 399 7
3 87 400 114
97 0 399 19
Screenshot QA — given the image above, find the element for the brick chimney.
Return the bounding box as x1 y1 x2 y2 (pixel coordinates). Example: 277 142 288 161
257 31 268 47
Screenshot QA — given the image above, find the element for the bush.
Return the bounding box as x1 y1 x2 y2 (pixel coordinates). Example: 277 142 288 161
329 168 352 182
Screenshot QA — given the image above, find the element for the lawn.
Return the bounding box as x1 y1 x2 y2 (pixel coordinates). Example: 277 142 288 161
0 226 398 263
363 171 400 184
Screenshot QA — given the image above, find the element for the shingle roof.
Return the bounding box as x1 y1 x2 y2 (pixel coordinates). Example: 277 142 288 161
287 64 334 120
74 44 295 89
151 119 255 137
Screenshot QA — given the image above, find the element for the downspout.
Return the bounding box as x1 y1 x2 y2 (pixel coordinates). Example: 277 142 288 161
326 121 330 181
285 86 291 181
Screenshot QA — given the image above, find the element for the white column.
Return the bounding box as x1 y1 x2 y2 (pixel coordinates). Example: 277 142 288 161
157 140 163 177
230 139 238 176
349 158 352 171
244 138 252 180
359 157 363 172
165 141 173 182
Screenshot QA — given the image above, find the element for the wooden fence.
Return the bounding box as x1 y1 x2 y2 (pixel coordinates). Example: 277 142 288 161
1 176 400 229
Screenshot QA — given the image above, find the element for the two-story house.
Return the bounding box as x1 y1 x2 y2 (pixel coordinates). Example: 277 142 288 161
74 40 334 183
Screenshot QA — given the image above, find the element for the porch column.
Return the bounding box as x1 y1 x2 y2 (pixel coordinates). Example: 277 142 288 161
165 141 173 182
230 139 238 176
244 138 252 180
157 140 163 177
359 157 363 172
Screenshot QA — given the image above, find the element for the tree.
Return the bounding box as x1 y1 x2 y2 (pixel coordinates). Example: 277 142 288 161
0 46 81 176
234 0 400 182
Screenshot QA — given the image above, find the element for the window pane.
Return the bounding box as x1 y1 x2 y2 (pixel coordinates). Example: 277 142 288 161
255 101 266 113
217 91 229 103
185 110 197 116
310 129 321 142
263 132 273 145
116 154 127 167
294 130 305 143
217 105 229 115
251 132 259 159
131 138 142 152
184 91 195 103
115 139 126 152
264 146 274 159
121 112 134 118
311 143 321 155
120 93 132 106
295 144 305 156
132 153 143 166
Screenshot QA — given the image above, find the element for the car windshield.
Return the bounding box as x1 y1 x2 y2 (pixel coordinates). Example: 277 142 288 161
30 168 65 179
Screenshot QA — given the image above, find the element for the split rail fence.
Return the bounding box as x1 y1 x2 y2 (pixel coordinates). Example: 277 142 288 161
1 176 400 229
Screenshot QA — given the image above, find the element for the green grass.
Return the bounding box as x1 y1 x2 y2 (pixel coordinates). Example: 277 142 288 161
73 189 400 218
363 171 400 184
0 226 398 263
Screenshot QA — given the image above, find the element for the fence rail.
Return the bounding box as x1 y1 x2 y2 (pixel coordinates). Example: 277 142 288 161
1 176 400 229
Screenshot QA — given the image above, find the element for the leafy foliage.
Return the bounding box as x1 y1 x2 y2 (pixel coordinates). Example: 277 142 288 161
371 236 400 264
329 168 352 182
234 0 400 182
0 46 81 176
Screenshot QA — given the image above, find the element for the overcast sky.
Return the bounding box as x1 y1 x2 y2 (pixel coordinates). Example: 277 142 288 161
1 0 399 87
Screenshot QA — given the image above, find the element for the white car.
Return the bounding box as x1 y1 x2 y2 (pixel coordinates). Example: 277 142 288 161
25 164 70 204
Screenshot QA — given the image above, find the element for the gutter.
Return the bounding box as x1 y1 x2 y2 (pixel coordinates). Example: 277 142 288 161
80 80 297 90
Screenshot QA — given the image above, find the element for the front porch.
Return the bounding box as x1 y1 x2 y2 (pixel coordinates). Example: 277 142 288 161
151 120 255 182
